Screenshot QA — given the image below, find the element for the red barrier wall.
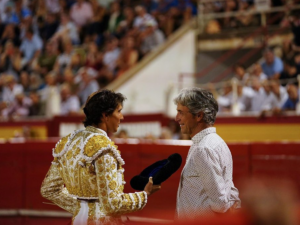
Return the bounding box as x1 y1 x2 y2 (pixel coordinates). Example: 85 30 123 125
0 140 299 219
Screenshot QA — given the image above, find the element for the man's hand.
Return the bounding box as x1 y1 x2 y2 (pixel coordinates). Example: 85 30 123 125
144 177 161 196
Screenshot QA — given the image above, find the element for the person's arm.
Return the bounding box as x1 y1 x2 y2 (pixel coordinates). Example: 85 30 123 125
195 146 233 213
95 152 148 215
40 163 78 214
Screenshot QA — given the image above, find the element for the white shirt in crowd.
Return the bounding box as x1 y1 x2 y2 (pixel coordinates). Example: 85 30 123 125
176 127 241 220
261 86 288 110
103 48 120 72
2 84 24 103
60 95 80 116
133 14 157 30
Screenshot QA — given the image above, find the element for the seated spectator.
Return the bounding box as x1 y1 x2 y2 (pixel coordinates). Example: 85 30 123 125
237 83 253 111
68 52 85 75
77 68 99 105
103 38 120 74
63 68 79 94
107 1 124 34
217 82 232 112
269 79 288 109
29 91 45 116
29 72 44 91
233 63 250 84
115 129 129 139
53 39 75 74
70 0 93 28
2 92 32 118
116 36 139 77
52 13 80 45
45 0 61 14
38 13 59 42
20 27 43 67
250 63 267 82
20 70 31 95
249 77 267 112
1 23 21 47
0 41 22 78
35 0 48 20
139 20 165 56
2 74 23 104
134 6 157 31
4 0 32 25
282 84 299 111
35 40 58 77
261 48 284 79
60 84 80 115
280 60 299 86
85 42 104 71
39 72 61 117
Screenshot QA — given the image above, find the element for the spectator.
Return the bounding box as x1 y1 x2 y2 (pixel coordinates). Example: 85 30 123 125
261 48 284 79
35 40 58 77
250 63 268 82
20 70 31 94
107 1 124 34
20 27 43 66
39 72 61 117
63 68 79 94
249 77 267 112
270 79 288 109
2 75 23 104
53 39 75 73
134 6 157 31
38 13 59 42
85 42 104 71
237 83 253 111
139 20 165 56
1 23 21 47
45 0 61 14
4 0 32 24
103 38 120 73
77 68 99 104
233 63 250 84
282 84 299 111
217 82 232 112
52 13 80 45
116 36 138 77
0 41 22 78
60 83 80 115
280 60 299 86
2 92 32 118
70 0 93 28
69 52 85 75
29 91 45 116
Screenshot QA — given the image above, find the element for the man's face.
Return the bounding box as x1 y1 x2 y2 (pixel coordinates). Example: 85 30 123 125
264 52 274 64
175 103 198 136
106 104 124 133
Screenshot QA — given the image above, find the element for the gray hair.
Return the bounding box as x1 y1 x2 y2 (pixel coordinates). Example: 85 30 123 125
174 87 218 125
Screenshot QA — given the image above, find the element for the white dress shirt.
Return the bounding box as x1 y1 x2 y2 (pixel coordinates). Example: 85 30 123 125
176 127 241 220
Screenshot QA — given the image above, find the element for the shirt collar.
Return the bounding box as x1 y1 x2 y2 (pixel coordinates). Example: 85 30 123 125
191 127 216 144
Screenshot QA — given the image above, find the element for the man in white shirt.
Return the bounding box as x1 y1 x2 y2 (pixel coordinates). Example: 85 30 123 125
174 87 241 220
60 84 80 116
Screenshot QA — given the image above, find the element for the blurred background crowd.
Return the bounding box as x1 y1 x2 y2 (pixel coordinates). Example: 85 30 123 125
0 0 197 119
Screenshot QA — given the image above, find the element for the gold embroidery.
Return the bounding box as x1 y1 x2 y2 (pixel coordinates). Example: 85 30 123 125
109 192 116 198
108 181 117 190
54 134 71 154
83 135 111 157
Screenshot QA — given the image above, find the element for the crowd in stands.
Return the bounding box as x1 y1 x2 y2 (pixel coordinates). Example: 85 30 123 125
216 46 300 115
0 0 197 119
204 0 300 34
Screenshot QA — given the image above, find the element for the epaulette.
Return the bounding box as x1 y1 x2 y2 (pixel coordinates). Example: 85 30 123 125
81 134 125 165
52 129 83 158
